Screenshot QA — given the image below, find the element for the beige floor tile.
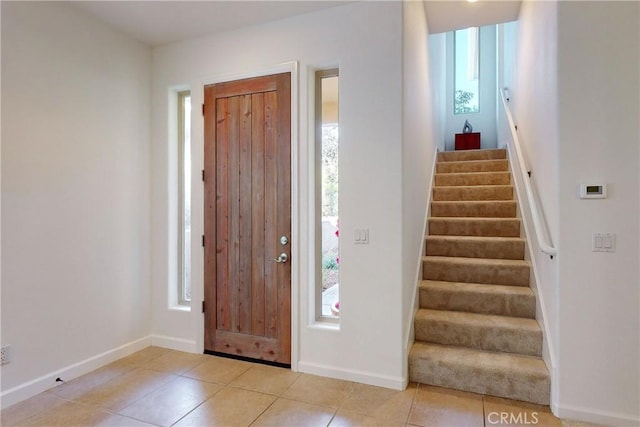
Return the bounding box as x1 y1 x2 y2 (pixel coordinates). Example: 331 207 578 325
174 386 276 427
94 413 157 426
16 400 115 426
114 346 172 367
182 355 252 384
282 374 355 408
0 392 67 427
50 361 137 401
561 421 604 427
252 397 335 427
229 364 300 395
117 376 223 426
75 367 177 411
144 350 208 375
339 382 417 424
330 409 406 427
408 385 484 427
483 395 561 427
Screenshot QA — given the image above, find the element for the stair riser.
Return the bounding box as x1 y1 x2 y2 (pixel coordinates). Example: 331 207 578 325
435 172 511 186
438 149 507 162
433 186 513 201
409 355 550 405
420 286 536 318
431 202 516 218
414 317 542 356
425 238 524 260
436 160 508 174
428 219 521 237
423 259 530 286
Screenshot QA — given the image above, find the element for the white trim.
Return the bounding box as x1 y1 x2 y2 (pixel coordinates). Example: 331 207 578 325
298 360 406 391
555 403 640 427
198 61 300 371
0 336 151 410
404 146 439 363
151 335 197 353
202 63 297 87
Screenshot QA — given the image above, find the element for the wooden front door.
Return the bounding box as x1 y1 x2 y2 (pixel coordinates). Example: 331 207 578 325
203 73 291 365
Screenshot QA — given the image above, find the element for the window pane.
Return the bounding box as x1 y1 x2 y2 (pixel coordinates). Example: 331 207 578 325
179 92 191 304
317 71 339 319
454 27 480 114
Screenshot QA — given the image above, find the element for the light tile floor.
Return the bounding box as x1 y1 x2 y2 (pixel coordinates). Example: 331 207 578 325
1 347 597 427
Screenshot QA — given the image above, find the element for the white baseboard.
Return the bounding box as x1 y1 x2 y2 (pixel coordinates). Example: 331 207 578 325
151 335 197 353
555 403 640 427
297 360 406 391
0 335 151 410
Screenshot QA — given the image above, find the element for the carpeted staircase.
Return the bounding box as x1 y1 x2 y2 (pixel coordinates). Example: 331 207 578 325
409 148 550 405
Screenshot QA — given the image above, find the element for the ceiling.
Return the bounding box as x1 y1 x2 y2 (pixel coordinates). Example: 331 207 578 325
72 1 353 47
71 1 521 48
424 1 521 34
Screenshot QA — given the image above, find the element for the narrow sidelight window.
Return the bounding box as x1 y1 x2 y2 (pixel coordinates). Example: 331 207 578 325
178 91 192 304
454 27 480 114
315 69 339 319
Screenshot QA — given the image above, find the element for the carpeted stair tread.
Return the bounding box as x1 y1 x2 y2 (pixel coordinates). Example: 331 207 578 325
431 201 517 218
419 280 536 318
425 235 525 260
435 171 511 186
428 217 521 237
411 148 549 405
423 256 530 286
414 309 542 356
409 342 550 405
438 148 507 162
433 185 514 201
436 159 509 174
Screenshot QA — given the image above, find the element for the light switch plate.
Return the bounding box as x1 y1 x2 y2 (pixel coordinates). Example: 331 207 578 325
354 228 369 244
593 233 616 252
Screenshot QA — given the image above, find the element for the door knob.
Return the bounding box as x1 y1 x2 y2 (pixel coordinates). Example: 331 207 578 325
273 253 288 263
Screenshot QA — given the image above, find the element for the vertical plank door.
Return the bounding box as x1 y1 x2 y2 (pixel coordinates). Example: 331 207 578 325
203 73 291 364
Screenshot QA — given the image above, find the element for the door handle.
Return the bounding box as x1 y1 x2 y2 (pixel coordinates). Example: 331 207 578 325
273 253 288 263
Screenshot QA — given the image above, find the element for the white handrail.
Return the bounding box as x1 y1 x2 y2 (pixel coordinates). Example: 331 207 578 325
500 88 557 259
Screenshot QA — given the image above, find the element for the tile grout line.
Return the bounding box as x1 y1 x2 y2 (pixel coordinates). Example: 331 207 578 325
324 379 357 426
404 382 419 426
482 394 487 427
169 384 226 427
246 369 305 427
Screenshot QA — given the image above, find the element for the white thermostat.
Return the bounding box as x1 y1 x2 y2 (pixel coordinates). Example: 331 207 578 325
579 184 607 199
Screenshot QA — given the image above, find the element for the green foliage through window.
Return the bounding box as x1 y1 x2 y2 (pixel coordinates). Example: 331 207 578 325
454 27 480 115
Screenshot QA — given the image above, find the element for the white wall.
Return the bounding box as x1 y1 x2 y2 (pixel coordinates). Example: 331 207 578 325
429 33 447 152
151 1 407 388
508 0 561 408
497 21 518 96
444 25 498 150
556 2 639 424
401 0 439 373
510 1 639 424
1 1 152 407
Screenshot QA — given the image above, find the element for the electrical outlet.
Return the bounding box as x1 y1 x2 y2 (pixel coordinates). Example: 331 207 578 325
1 345 10 365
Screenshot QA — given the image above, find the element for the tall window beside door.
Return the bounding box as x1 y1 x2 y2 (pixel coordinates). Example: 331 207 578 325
178 91 192 304
454 27 480 114
315 69 340 320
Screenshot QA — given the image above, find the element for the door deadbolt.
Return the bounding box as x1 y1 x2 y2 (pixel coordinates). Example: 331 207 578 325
280 236 289 246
